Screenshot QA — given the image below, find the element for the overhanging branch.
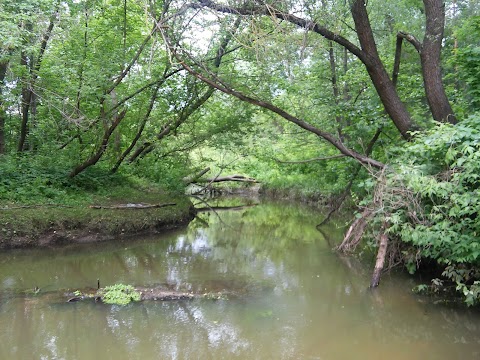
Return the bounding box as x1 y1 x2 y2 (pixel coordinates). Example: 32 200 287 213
161 34 384 169
275 154 346 164
190 0 367 63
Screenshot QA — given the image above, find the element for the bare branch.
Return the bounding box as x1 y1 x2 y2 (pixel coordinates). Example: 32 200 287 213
161 31 385 169
190 0 367 63
397 31 422 52
275 154 345 164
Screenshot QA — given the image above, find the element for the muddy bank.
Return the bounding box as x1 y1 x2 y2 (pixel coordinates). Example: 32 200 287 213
0 197 196 249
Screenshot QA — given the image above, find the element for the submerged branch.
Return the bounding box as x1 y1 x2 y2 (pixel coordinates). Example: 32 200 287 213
370 223 389 288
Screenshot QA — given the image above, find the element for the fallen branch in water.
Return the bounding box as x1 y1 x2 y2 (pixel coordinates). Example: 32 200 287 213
89 203 176 210
336 208 373 253
196 175 258 183
370 222 389 288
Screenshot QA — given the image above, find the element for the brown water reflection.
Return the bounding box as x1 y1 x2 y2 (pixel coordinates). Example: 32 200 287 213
0 199 479 359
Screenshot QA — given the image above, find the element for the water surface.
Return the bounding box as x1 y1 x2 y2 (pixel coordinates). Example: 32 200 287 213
0 199 479 359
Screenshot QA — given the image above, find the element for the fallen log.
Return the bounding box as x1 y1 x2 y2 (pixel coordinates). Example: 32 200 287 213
89 203 176 210
64 285 229 304
370 222 389 288
196 175 258 183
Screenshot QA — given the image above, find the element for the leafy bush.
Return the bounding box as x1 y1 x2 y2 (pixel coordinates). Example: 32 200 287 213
0 154 148 205
366 113 480 305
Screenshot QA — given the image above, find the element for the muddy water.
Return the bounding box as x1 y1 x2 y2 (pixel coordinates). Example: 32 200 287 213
0 199 479 359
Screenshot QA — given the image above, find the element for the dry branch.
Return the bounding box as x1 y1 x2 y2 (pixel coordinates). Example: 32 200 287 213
183 167 211 184
370 223 389 288
89 203 176 210
197 175 258 183
336 208 373 252
275 154 345 164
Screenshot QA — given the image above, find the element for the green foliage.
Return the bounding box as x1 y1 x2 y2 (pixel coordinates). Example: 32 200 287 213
100 284 141 305
0 154 137 204
366 113 480 304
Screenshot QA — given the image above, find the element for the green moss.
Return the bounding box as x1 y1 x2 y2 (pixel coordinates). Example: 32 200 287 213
100 284 141 305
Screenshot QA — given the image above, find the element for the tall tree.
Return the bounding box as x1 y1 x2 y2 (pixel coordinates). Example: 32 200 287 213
187 0 456 136
17 11 57 152
0 58 8 154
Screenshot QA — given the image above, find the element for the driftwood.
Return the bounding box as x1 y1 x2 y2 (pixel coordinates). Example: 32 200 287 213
197 175 258 183
370 224 389 288
66 287 202 303
89 203 176 210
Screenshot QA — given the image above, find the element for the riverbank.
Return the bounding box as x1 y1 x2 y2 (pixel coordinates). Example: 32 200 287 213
0 191 195 249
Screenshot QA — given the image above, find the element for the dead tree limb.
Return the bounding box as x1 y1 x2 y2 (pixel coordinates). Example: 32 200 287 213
275 154 345 164
89 203 176 210
370 222 389 288
183 167 211 184
318 127 382 226
195 204 258 212
197 175 258 183
336 208 373 252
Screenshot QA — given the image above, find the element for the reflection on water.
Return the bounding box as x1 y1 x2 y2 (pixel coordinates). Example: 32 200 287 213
0 199 479 359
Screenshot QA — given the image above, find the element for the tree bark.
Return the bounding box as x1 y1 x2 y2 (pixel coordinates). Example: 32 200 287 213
128 18 241 163
197 175 258 183
170 54 386 169
18 16 56 152
0 59 8 154
111 81 162 172
421 0 456 124
350 0 415 138
69 109 127 177
183 167 211 184
395 1 456 124
370 224 389 288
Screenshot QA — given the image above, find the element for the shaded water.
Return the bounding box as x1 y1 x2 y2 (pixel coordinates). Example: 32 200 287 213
0 199 479 359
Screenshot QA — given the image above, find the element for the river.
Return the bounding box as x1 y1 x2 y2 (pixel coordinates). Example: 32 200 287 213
0 198 479 359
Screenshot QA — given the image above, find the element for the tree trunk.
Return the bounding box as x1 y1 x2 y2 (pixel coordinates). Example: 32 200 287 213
0 59 8 154
195 0 417 138
18 38 32 152
111 81 162 172
421 0 456 124
69 109 127 177
18 16 56 152
350 0 415 139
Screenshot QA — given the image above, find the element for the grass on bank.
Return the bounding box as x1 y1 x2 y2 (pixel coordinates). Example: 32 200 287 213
0 155 194 247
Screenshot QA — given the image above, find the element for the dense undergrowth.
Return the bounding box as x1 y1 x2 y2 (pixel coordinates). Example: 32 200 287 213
0 155 193 247
357 112 480 305
0 154 186 205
